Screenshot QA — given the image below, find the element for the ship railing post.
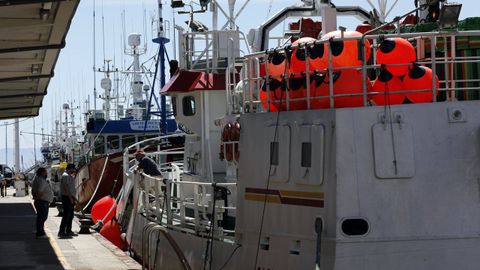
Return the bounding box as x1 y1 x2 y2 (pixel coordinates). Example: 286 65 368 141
248 57 254 112
327 39 334 108
166 178 173 225
305 43 311 110
431 34 437 102
193 184 200 232
450 34 456 100
361 36 368 106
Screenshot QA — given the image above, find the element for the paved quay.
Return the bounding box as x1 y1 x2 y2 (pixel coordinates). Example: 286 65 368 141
0 187 141 270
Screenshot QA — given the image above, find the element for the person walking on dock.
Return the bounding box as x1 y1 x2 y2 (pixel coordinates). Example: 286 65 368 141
31 167 53 238
58 164 78 238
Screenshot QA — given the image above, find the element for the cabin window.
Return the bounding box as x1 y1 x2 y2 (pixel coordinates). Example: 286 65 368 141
107 135 120 150
182 96 195 116
141 135 159 148
301 142 312 168
172 96 177 117
341 218 369 236
94 136 105 155
122 135 136 148
270 142 279 165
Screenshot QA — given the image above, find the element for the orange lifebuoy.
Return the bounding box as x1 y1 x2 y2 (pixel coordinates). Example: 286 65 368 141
231 122 241 162
220 122 240 162
231 122 241 141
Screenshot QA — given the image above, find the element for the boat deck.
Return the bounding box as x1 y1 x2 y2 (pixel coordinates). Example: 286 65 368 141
0 187 140 270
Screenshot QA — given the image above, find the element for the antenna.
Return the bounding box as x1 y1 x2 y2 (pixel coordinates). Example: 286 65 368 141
93 0 97 112
365 0 400 22
102 0 106 69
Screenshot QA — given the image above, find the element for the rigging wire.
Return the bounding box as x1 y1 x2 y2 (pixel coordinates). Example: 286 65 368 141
265 0 274 20
102 0 106 69
93 0 97 111
253 51 288 269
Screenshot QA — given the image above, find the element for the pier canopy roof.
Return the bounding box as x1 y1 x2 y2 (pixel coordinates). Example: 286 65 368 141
0 0 80 119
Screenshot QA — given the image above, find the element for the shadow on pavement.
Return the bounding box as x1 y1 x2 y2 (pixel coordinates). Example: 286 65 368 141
0 202 64 270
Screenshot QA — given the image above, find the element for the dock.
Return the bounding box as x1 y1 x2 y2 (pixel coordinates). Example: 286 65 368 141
0 188 141 270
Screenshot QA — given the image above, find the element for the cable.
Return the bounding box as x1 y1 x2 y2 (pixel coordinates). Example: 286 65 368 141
253 48 288 269
218 244 241 270
203 184 217 270
152 191 167 269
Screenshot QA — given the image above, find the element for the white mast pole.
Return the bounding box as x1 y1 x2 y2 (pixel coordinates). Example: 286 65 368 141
14 119 20 173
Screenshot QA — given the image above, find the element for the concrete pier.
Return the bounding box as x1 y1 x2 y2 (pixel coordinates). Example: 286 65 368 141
0 188 141 270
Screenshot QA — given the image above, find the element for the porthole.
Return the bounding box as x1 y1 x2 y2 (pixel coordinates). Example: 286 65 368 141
341 218 369 236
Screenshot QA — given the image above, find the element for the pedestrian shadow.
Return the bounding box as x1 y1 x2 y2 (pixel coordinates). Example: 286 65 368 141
0 202 64 270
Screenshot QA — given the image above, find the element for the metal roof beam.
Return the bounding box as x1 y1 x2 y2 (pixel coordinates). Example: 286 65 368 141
0 73 52 82
0 18 53 30
0 104 41 111
0 42 64 54
0 92 45 99
0 0 66 7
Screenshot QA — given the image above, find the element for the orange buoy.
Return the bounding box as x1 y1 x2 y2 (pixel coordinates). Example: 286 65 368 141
308 42 327 71
260 76 319 111
369 69 406 105
260 78 281 111
313 69 371 108
289 37 316 76
266 50 286 78
100 219 125 250
404 65 439 103
376 38 416 76
91 196 117 224
319 30 371 68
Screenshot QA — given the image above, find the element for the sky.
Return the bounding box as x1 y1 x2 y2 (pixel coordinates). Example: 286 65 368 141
0 0 477 168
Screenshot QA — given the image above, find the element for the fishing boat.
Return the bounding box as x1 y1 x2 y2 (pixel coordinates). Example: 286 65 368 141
107 0 480 269
73 29 178 213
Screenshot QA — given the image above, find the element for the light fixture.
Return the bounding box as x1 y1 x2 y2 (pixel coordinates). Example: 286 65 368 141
199 0 212 8
186 20 208 32
40 3 52 21
171 0 185 8
438 2 462 29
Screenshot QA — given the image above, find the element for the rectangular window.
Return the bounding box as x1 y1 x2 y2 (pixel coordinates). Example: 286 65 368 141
182 96 195 116
122 135 136 149
107 135 120 150
172 96 177 117
94 136 105 155
270 142 279 165
301 142 312 168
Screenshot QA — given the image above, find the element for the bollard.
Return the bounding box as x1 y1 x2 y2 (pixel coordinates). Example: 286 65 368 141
79 218 93 234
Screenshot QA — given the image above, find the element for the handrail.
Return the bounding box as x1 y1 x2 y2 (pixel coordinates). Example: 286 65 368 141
142 222 192 270
241 29 480 113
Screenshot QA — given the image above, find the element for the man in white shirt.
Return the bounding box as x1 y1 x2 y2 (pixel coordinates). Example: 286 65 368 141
58 164 78 238
31 167 53 238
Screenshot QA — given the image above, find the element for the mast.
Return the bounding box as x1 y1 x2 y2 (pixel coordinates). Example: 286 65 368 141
152 0 169 134
4 122 7 165
14 119 19 173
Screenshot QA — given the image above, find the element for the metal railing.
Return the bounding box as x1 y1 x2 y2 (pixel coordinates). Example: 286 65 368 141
180 30 247 72
240 30 480 113
122 133 237 241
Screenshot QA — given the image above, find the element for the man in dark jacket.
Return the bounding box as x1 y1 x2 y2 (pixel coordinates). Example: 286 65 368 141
135 150 162 176
31 167 53 238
